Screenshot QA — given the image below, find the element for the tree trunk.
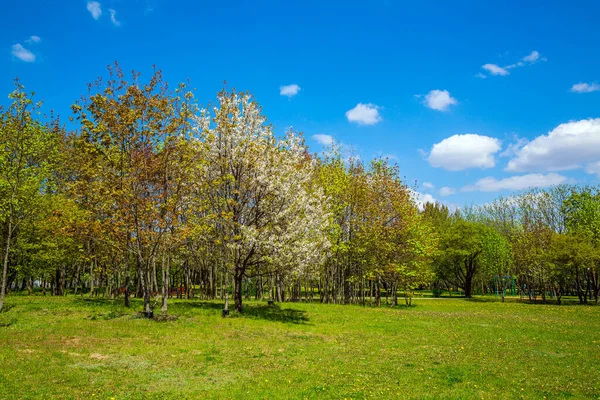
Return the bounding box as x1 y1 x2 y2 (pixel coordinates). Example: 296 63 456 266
124 245 131 307
161 253 170 314
89 260 95 298
234 268 244 313
223 267 229 313
375 276 381 307
0 220 13 313
139 258 152 318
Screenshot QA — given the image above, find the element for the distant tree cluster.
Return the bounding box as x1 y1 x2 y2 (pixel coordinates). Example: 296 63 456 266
1 65 599 315
425 186 600 304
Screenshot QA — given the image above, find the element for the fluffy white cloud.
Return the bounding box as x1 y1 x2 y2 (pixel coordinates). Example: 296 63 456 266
26 36 41 44
439 186 456 196
11 44 35 62
87 1 102 19
427 134 501 171
109 9 121 26
422 182 435 190
312 134 334 146
570 82 600 93
280 84 300 98
345 103 381 125
423 89 457 111
482 64 509 76
462 173 568 192
507 119 600 172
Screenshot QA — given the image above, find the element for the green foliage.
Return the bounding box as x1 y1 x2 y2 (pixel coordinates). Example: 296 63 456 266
435 220 492 297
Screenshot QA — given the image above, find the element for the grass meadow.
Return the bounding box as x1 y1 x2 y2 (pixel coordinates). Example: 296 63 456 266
0 295 599 399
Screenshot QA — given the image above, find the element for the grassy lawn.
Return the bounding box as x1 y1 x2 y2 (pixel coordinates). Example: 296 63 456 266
0 296 599 399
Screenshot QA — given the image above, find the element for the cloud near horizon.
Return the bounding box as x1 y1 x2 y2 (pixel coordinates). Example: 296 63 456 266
312 134 335 146
427 134 501 171
462 173 569 192
506 118 600 174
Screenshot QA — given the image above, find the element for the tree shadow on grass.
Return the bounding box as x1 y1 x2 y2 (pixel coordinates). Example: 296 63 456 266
73 297 116 306
0 304 15 313
174 301 310 324
238 303 310 325
464 297 496 303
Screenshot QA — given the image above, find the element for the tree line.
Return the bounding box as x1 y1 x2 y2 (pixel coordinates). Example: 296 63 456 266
1 65 599 315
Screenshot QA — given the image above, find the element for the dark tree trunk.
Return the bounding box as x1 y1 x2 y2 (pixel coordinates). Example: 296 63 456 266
124 244 131 307
375 276 381 307
234 268 244 313
464 275 472 298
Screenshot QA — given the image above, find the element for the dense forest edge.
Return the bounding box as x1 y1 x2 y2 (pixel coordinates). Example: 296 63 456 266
2 64 600 318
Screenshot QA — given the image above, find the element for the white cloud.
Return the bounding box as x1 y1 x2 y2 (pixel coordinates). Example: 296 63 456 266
280 84 300 98
345 103 382 125
439 186 456 196
427 134 502 171
109 9 121 26
26 36 41 44
570 82 600 93
312 134 334 146
475 72 487 79
522 50 540 63
480 51 545 77
422 182 435 190
463 173 568 192
410 189 438 211
11 44 35 62
410 189 459 212
507 118 600 172
423 89 457 111
585 161 600 177
482 63 509 76
87 1 102 19
499 136 528 158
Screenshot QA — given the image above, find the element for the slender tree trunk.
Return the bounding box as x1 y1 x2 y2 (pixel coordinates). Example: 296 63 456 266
138 256 152 317
124 241 131 307
234 267 244 313
223 267 229 313
0 220 13 313
89 260 95 298
161 252 170 314
375 276 381 307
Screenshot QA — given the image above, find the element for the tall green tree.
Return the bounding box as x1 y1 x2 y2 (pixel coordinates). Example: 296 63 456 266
0 82 56 312
435 220 493 297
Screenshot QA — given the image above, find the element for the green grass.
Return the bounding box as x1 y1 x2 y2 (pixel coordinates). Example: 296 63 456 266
1 296 599 399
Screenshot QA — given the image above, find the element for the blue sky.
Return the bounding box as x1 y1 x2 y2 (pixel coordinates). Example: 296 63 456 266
2 0 600 208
